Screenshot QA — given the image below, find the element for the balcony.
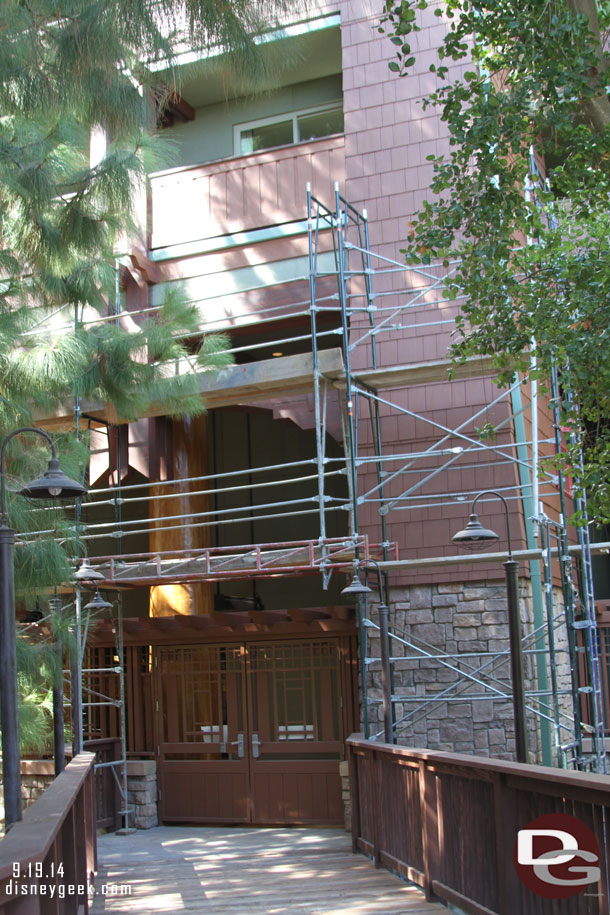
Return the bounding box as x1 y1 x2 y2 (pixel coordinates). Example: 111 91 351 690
148 135 345 254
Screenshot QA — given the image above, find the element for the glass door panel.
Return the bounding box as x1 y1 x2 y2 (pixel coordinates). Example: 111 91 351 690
159 645 244 760
248 641 342 760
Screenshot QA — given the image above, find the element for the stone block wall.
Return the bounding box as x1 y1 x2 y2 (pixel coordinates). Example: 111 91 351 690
363 579 572 763
20 761 55 807
126 760 158 829
0 761 55 834
339 760 351 832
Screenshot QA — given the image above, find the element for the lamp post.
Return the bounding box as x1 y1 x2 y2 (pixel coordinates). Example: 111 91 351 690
0 427 86 827
342 558 393 744
72 559 106 756
452 490 528 764
48 595 65 778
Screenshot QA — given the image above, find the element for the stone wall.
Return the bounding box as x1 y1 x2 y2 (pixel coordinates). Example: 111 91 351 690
363 579 572 763
0 761 55 834
339 760 351 832
126 760 158 829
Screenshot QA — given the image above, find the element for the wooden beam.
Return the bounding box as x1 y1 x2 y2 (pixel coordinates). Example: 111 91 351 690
252 610 291 624
289 608 331 622
168 93 195 123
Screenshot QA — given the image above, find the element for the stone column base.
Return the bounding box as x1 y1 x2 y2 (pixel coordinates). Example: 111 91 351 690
339 760 351 832
126 760 158 829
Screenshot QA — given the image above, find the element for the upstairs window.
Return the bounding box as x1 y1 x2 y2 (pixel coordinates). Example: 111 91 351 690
235 102 343 156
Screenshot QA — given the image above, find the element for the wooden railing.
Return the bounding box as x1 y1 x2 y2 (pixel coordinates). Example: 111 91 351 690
347 735 610 915
84 738 121 831
0 753 97 913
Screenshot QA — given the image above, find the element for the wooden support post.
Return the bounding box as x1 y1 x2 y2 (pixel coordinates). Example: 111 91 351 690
419 759 434 901
149 415 213 615
371 749 381 867
348 744 360 854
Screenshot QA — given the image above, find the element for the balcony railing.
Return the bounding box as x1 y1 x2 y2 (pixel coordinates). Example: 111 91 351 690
149 135 345 252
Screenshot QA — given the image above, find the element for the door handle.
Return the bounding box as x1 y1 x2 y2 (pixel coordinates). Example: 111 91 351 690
231 733 245 758
252 732 260 758
221 733 244 757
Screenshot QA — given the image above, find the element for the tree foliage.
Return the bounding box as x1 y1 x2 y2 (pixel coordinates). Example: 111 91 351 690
1 0 284 749
0 0 281 574
381 0 610 522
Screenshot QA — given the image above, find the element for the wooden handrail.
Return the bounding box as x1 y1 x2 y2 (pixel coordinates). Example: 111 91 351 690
0 752 97 912
348 735 610 801
347 736 610 915
149 134 345 181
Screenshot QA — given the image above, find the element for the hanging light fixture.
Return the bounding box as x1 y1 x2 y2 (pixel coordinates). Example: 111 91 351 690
84 590 113 611
19 457 86 499
74 557 105 582
341 571 373 596
451 511 500 546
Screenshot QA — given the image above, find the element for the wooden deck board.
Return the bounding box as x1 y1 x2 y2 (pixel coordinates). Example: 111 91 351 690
91 826 445 914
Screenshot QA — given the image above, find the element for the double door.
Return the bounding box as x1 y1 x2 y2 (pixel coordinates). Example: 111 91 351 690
155 637 354 825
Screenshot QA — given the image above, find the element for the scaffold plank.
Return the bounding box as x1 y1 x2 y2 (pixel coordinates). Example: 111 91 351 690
87 536 395 587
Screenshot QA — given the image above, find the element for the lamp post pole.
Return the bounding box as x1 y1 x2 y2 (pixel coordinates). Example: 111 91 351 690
378 594 393 745
0 427 86 828
71 585 84 756
49 596 66 777
504 557 528 763
454 490 528 764
342 558 393 744
72 560 105 756
0 519 20 826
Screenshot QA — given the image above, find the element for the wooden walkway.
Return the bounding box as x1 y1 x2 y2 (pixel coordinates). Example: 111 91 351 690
91 826 446 914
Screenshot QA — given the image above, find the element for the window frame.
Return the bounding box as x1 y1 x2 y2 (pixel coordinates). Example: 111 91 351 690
233 100 343 156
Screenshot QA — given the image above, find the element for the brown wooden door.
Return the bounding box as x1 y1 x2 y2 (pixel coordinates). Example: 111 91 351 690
156 638 350 825
156 643 250 823
246 640 345 824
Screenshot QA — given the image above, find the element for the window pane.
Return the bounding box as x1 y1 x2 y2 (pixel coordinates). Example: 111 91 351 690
240 119 294 154
297 108 343 142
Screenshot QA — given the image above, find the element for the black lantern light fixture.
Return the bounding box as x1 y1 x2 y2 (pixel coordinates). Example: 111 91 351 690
342 558 393 744
18 458 87 500
0 427 86 827
342 571 373 597
451 512 501 547
452 490 528 764
83 589 113 612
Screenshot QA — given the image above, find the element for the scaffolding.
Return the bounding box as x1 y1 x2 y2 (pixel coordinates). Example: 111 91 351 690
304 183 607 772
21 184 608 774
